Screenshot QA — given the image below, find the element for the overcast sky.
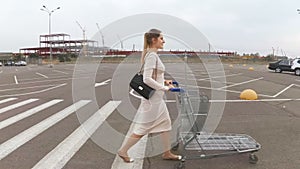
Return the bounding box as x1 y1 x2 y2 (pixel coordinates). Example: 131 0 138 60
1 0 300 57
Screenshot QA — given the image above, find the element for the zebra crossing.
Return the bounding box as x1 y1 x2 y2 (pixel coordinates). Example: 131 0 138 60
32 101 121 169
0 99 63 130
0 97 127 169
0 98 39 114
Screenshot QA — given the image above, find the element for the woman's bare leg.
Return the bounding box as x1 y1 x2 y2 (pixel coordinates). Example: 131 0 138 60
160 131 181 159
118 133 144 158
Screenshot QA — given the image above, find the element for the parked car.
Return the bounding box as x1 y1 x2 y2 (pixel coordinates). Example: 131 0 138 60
14 61 27 66
4 61 15 66
291 58 300 76
0 62 2 66
268 59 293 73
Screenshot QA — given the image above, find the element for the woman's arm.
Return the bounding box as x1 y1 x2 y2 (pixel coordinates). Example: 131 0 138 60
143 53 169 91
143 68 169 91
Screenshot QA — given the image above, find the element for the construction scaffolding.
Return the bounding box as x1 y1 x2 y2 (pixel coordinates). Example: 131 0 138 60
20 33 98 58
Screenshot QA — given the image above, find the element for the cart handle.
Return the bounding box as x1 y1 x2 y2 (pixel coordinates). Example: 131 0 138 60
172 81 179 86
169 87 185 92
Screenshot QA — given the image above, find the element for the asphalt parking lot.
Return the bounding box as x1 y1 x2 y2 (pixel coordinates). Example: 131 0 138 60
0 62 299 169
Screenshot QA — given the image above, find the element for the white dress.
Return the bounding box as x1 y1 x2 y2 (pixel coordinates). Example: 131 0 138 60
133 52 171 135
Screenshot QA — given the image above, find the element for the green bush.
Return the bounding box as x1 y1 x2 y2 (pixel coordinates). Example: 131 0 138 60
58 54 72 62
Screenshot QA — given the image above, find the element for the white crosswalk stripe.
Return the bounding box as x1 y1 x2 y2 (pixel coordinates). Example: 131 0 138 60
0 98 17 104
0 99 63 130
32 100 121 169
0 98 145 168
0 100 91 160
0 98 39 114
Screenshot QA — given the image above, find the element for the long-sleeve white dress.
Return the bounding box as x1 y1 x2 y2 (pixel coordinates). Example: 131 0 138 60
133 52 172 135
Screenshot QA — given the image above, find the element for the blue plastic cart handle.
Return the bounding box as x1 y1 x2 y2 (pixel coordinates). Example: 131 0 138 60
172 81 179 85
170 88 184 92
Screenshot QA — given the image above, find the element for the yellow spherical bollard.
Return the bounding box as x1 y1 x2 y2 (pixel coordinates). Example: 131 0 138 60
240 89 258 100
229 64 233 68
249 67 254 71
243 64 247 67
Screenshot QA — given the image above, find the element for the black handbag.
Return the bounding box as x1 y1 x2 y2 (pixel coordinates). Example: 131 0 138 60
130 72 155 99
130 57 157 99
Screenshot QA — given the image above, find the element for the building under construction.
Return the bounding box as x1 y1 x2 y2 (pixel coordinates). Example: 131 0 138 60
19 33 236 61
20 33 99 58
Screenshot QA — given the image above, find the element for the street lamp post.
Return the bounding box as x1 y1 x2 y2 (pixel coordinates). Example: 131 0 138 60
40 5 60 68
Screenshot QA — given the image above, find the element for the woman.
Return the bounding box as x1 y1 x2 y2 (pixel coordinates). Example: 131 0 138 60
118 29 182 163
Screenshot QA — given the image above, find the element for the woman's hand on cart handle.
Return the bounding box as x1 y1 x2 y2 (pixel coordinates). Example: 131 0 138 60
168 84 175 89
165 80 179 87
164 80 173 85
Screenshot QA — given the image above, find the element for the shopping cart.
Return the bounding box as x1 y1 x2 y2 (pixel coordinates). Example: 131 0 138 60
170 82 261 169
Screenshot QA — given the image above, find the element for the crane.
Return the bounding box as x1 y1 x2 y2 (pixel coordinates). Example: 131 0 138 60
76 21 86 41
117 34 123 49
76 21 87 56
96 23 105 47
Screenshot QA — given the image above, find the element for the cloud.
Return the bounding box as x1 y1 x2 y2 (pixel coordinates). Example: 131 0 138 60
1 0 300 57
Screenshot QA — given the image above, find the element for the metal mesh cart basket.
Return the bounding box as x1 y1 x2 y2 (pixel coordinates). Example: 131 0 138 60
170 84 261 169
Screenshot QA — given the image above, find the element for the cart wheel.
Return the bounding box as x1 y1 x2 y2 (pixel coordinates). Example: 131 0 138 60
174 162 185 169
172 142 180 151
249 154 258 164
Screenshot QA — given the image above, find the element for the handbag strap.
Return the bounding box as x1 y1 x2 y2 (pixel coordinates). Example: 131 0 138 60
153 58 158 80
140 53 158 80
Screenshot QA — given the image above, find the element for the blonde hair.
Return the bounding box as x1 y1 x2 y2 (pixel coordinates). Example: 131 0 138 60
141 28 161 64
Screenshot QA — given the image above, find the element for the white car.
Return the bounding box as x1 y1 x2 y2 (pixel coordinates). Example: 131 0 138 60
15 61 27 66
0 62 2 66
291 58 300 76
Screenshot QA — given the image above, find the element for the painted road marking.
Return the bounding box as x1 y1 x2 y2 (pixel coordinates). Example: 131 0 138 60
20 76 67 82
64 68 82 71
53 70 68 75
95 79 111 87
32 101 121 169
0 76 93 88
0 76 95 88
0 100 91 160
36 72 49 79
0 84 65 92
197 73 242 81
272 84 294 97
14 75 18 84
131 85 300 103
185 83 300 98
210 98 300 103
0 99 63 130
0 99 39 114
169 75 230 85
172 73 242 83
0 83 66 98
0 98 17 105
219 77 264 89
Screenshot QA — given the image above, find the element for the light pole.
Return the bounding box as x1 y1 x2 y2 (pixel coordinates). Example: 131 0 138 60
40 5 60 67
